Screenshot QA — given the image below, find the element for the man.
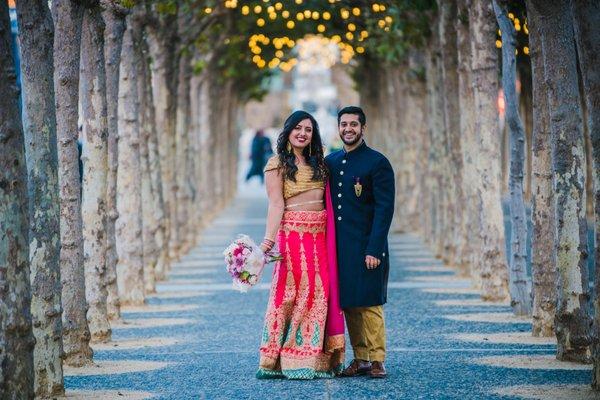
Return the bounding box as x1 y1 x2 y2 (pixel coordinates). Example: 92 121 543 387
325 106 395 379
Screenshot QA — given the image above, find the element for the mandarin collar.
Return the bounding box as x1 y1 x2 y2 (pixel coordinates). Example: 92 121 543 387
343 140 367 156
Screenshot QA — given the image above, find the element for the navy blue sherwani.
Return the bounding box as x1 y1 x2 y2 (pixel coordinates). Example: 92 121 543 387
325 141 395 309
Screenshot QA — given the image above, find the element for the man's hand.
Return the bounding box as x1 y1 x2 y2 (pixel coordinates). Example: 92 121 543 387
365 255 381 269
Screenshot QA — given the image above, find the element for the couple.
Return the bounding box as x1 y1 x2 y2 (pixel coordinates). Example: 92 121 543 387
256 106 395 380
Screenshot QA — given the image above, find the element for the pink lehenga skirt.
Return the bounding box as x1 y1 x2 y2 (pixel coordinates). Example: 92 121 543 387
257 198 345 379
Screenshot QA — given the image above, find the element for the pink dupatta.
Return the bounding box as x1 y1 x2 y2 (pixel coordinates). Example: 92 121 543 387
324 182 345 352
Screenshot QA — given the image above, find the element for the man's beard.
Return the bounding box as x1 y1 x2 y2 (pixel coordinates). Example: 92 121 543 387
339 129 363 146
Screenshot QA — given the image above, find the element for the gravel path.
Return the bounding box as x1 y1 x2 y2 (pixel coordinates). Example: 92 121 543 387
65 188 594 399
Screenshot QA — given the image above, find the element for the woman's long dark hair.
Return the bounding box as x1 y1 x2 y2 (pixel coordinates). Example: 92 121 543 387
276 110 328 182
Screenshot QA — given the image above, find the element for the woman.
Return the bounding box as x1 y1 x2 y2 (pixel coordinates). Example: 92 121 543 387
257 111 345 379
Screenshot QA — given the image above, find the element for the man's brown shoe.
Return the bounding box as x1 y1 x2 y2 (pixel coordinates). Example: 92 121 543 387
340 359 372 377
369 361 387 378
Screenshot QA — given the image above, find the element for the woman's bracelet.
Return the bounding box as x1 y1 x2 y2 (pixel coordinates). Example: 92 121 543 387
261 238 275 251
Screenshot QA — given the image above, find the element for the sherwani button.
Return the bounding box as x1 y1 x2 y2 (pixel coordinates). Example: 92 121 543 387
342 159 347 164
338 205 341 209
338 193 342 198
337 216 342 221
338 182 342 187
340 171 344 175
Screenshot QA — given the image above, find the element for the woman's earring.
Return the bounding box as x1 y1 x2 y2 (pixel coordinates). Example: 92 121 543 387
286 141 292 152
309 143 312 157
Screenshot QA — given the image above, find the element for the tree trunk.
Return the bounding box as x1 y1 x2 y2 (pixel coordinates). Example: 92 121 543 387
188 54 204 241
80 5 111 343
403 50 428 233
175 49 192 255
0 3 35 396
51 0 94 366
425 20 447 259
456 0 482 286
570 0 600 377
133 18 157 294
145 49 169 283
148 20 178 263
115 19 145 306
525 0 557 338
469 0 509 302
439 1 465 271
197 73 214 228
15 0 64 395
101 1 126 322
493 0 532 316
531 0 593 363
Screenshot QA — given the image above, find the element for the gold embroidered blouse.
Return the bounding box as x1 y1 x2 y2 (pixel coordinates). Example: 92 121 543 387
263 155 325 199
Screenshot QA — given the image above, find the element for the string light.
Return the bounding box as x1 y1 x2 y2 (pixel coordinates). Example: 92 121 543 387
233 3 442 72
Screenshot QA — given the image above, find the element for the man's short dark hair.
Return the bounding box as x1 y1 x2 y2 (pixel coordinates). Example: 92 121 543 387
338 106 366 126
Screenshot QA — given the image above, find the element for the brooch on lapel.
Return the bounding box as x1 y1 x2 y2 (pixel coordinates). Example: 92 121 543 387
354 177 362 197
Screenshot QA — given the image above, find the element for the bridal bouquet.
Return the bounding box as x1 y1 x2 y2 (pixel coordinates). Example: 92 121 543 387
223 235 282 293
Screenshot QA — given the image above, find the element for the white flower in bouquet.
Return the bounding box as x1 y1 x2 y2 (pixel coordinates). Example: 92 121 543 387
223 234 282 292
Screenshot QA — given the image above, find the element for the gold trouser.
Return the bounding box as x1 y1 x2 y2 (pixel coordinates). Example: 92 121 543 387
344 305 386 362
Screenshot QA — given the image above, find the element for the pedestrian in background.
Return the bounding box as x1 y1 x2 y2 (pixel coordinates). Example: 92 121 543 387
245 129 273 184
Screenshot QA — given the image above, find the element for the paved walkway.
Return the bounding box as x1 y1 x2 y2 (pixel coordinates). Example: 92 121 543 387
65 185 594 399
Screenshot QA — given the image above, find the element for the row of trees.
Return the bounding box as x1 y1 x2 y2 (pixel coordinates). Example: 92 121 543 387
2 0 599 396
0 0 240 397
361 0 600 387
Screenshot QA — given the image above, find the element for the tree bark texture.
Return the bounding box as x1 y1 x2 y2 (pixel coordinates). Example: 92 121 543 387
569 0 600 385
469 0 509 302
525 0 557 338
0 3 35 396
115 19 145 306
15 0 64 395
439 1 465 270
148 20 178 263
101 1 126 322
133 19 157 294
493 0 532 316
145 50 169 283
424 20 448 259
80 5 111 343
456 0 482 286
51 0 94 367
532 0 593 363
175 49 193 255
